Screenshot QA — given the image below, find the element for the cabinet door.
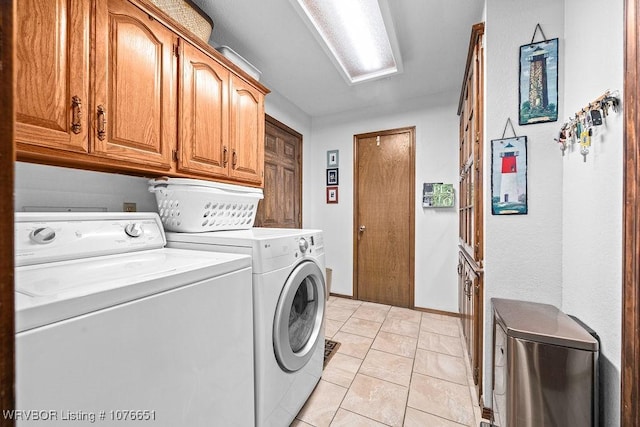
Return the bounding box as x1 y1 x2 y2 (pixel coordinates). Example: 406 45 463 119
16 0 89 153
229 76 264 185
93 0 176 169
178 40 229 177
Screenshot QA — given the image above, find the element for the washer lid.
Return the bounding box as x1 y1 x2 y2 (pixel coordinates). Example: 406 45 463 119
492 298 599 352
15 248 251 333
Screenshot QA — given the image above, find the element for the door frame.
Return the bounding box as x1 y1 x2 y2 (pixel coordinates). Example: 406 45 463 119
622 0 640 424
352 126 416 308
0 0 15 422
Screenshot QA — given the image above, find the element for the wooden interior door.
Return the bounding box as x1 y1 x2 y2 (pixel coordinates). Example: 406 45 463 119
255 116 302 228
93 0 176 169
15 0 89 153
354 127 415 308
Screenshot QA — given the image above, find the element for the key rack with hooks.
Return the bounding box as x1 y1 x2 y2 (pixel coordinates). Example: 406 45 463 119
554 90 621 161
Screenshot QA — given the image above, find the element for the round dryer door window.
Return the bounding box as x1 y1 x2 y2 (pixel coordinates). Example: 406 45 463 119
273 260 326 372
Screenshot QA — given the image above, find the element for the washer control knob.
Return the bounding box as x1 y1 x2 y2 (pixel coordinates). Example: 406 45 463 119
298 237 309 253
125 223 144 238
29 227 56 244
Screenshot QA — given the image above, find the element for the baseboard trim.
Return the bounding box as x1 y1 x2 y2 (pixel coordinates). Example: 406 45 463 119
413 305 461 319
327 295 461 319
329 292 353 299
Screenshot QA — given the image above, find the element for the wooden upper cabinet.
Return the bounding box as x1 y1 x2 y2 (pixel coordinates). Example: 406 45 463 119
229 75 264 185
15 0 268 186
178 40 230 177
15 0 90 153
92 0 176 169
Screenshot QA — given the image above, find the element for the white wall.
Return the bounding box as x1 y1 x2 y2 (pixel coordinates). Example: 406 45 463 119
483 0 565 405
305 93 460 312
562 1 623 425
14 162 157 213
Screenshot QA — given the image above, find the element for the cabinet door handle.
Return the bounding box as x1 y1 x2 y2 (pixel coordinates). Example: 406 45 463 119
457 262 463 275
232 150 237 168
97 105 107 141
71 96 82 134
464 279 472 299
223 146 228 167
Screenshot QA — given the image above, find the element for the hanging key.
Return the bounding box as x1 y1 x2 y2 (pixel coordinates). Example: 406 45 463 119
581 146 589 162
590 109 603 126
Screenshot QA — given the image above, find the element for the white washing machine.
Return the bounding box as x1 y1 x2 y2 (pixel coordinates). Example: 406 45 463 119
166 228 326 427
14 212 254 427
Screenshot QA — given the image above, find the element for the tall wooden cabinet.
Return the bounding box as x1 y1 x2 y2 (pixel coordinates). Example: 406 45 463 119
15 0 268 187
457 22 485 405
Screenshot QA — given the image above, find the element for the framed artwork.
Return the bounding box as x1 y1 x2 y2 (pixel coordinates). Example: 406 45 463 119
326 168 339 185
327 150 339 167
519 38 558 125
326 186 338 204
423 183 455 208
491 136 528 215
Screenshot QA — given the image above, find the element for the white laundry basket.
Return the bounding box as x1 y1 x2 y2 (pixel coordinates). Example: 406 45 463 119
149 177 263 232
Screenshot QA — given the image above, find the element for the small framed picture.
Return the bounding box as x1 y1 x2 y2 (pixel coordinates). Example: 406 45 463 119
491 136 528 215
326 168 339 185
327 150 339 167
519 38 559 125
326 186 338 204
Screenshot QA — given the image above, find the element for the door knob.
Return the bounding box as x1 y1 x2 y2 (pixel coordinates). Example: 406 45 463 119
359 225 366 232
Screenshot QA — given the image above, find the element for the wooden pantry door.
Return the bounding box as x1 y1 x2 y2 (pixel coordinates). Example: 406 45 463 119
354 127 415 308
254 115 302 228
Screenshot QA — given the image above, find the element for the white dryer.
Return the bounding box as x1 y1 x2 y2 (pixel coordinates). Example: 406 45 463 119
14 213 254 427
166 228 326 427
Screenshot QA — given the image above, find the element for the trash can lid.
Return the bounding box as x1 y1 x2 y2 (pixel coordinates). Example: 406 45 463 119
492 298 599 352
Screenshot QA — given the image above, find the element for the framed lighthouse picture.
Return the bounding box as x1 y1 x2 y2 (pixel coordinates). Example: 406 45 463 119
519 38 558 125
491 136 528 215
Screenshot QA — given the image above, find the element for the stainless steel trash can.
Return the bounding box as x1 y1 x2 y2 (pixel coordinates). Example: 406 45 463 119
492 298 599 427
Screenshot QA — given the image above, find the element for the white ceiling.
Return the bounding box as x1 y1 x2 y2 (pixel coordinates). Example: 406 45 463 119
192 0 485 118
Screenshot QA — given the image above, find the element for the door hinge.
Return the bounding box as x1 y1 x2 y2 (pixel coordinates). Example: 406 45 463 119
173 42 180 57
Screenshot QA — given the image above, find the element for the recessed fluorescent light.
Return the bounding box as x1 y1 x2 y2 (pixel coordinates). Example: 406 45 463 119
291 0 402 84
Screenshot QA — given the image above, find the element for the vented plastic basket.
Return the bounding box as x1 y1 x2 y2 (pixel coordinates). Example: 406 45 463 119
149 178 263 232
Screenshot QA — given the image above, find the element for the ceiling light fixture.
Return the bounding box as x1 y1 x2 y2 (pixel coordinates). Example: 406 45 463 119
291 0 402 85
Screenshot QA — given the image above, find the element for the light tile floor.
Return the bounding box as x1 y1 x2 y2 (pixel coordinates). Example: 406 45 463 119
293 296 487 427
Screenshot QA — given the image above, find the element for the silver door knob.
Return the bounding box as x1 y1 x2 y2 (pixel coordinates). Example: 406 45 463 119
359 225 366 232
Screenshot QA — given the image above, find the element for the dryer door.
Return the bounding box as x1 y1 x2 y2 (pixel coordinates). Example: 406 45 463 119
273 260 326 372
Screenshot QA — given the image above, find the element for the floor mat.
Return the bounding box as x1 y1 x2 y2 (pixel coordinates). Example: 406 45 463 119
324 339 340 368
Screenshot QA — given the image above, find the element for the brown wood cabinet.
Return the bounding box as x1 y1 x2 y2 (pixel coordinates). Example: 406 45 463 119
93 0 177 169
458 22 484 406
178 39 230 178
229 75 264 184
15 0 268 187
15 0 90 154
